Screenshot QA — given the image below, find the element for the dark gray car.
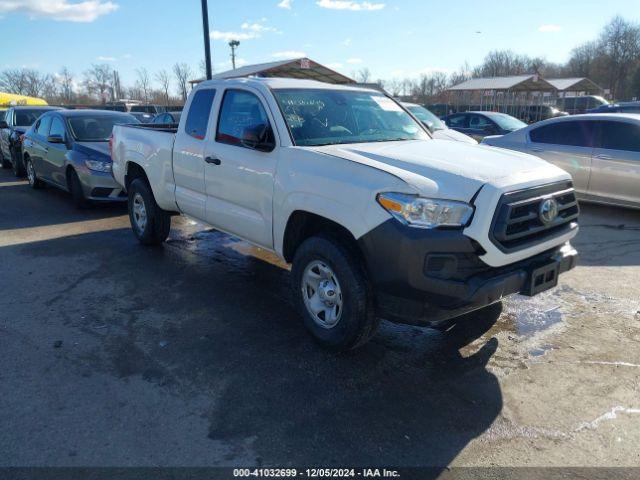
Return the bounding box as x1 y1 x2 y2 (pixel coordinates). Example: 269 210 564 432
22 109 138 207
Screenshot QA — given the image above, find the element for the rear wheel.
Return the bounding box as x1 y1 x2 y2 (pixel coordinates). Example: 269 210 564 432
25 156 44 189
291 235 379 351
68 169 90 209
127 178 171 245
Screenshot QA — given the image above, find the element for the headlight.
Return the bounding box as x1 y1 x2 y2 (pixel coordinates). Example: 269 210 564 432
377 193 474 229
85 159 112 172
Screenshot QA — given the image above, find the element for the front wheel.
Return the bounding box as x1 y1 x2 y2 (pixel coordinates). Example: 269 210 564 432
291 235 378 351
25 157 44 189
128 178 171 245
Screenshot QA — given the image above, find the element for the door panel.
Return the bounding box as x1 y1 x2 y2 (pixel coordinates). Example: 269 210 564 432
44 116 69 186
204 88 277 248
172 88 217 220
589 150 640 205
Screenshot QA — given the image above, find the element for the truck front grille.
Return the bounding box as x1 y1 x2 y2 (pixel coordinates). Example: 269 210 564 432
490 181 579 252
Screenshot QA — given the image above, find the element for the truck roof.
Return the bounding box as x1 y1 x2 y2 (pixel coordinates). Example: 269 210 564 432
195 77 378 93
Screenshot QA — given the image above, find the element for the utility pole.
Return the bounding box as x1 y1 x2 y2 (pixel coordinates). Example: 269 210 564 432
200 0 212 80
229 40 240 69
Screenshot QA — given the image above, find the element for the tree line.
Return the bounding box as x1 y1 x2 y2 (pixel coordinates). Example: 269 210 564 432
369 16 640 105
2 16 639 106
0 62 196 106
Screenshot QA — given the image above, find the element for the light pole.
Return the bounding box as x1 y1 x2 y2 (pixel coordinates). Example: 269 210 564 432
229 40 240 70
200 0 212 80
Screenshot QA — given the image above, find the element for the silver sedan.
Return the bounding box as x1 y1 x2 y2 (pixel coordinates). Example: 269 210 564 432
482 114 640 209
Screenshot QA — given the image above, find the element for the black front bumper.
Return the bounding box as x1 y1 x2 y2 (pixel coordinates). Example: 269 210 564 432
357 219 578 326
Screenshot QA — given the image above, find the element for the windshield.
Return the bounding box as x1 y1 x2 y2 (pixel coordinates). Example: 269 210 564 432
14 109 51 127
490 113 526 131
68 113 138 141
406 105 446 132
273 89 429 146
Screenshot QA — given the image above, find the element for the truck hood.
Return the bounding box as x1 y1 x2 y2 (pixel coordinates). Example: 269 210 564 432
432 128 477 144
309 139 564 202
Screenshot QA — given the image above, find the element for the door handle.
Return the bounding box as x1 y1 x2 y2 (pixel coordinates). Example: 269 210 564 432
595 154 612 160
530 147 543 152
205 156 221 165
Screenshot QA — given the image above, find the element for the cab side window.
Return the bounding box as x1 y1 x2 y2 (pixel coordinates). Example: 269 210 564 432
530 121 595 147
216 89 271 147
447 114 468 128
184 89 216 140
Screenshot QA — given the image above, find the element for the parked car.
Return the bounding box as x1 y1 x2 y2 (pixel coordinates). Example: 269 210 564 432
0 106 62 176
0 109 6 122
151 111 182 124
129 112 154 123
482 114 640 209
557 96 608 115
111 78 578 350
443 111 527 142
401 103 476 144
519 105 568 124
587 102 640 114
22 110 138 207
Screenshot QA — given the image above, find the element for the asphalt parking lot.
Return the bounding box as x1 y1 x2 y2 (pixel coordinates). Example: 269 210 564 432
1 166 639 470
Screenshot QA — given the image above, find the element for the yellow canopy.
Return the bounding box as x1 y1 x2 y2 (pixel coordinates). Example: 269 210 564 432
0 92 48 107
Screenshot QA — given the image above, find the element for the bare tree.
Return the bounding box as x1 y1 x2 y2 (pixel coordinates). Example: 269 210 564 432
58 67 75 103
356 68 371 83
155 69 171 105
0 69 29 94
84 64 113 103
599 16 640 98
136 68 151 103
173 63 193 102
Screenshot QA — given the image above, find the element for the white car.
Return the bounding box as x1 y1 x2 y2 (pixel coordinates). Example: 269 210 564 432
482 114 640 209
402 102 477 144
111 78 578 351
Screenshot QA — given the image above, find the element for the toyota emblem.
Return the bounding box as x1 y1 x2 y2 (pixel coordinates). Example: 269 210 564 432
539 198 559 225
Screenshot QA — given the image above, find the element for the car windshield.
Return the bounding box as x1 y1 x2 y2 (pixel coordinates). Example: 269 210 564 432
14 109 51 127
406 105 446 132
273 89 429 146
490 113 526 131
68 113 138 141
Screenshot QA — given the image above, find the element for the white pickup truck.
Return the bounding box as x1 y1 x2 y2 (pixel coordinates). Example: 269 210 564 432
111 77 579 350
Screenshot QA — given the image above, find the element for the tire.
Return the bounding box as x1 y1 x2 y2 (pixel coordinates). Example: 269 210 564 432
11 148 25 177
24 156 44 189
291 235 379 351
67 168 90 209
127 177 171 245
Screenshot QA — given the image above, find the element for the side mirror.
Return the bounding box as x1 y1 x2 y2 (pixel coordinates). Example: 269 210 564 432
241 123 275 152
47 134 65 144
0 120 8 129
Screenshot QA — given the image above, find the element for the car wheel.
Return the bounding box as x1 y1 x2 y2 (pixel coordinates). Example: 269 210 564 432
11 148 25 177
127 178 171 245
67 169 90 209
25 156 44 189
291 235 378 351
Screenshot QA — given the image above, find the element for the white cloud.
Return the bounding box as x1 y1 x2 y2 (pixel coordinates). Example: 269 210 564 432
327 62 344 70
538 24 562 33
277 0 292 9
271 50 306 59
316 0 384 11
346 57 363 64
211 19 280 41
216 58 248 69
97 55 116 61
211 30 257 41
342 37 352 46
0 0 118 22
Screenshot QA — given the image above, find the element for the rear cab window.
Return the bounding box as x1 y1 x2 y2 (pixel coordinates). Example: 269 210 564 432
184 89 216 140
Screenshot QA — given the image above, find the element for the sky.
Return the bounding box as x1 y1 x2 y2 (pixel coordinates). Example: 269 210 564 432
1 0 639 89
